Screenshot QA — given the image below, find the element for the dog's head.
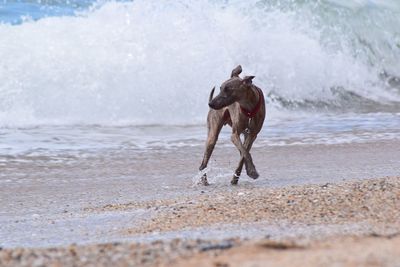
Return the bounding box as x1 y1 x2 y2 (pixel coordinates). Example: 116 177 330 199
208 65 255 110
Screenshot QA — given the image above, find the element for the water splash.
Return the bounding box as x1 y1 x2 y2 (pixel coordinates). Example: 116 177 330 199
1 0 400 127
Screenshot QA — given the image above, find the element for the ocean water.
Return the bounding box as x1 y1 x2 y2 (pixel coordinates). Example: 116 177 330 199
1 0 400 248
0 0 400 156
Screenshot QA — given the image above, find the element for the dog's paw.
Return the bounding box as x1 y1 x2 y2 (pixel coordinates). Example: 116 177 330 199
231 176 239 185
199 174 210 186
246 168 259 179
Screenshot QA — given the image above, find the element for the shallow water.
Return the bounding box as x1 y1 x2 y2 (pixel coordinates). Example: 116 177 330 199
1 138 400 247
0 113 399 157
1 120 400 248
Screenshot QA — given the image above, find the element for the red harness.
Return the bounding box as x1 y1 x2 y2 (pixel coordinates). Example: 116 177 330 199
240 88 264 118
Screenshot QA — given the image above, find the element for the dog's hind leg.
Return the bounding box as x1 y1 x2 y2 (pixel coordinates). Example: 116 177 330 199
199 116 223 185
231 132 256 177
231 133 257 185
231 132 248 185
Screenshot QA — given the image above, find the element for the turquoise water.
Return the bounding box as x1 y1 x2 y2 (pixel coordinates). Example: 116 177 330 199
0 0 97 24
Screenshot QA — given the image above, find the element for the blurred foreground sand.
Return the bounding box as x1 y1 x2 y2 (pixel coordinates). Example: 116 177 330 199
1 176 399 266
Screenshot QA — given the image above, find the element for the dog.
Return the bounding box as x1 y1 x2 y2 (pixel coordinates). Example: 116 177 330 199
199 65 266 185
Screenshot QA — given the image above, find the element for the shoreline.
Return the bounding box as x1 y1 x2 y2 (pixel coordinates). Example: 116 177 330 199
1 176 399 266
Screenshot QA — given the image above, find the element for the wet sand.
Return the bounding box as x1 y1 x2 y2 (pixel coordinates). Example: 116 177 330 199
1 140 400 266
1 175 400 266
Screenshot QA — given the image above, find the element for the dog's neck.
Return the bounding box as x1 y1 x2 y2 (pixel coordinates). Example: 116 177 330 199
238 86 259 111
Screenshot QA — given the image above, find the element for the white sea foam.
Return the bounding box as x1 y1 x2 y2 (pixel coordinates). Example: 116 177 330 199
0 0 400 127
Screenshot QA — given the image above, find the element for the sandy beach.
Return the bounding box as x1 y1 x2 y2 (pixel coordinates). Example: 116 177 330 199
1 174 399 266
1 139 400 267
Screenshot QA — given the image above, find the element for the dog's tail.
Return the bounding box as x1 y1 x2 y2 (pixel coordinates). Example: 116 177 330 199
209 87 215 102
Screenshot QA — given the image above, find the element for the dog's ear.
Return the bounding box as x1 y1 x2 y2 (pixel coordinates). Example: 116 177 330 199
243 75 255 85
231 65 242 78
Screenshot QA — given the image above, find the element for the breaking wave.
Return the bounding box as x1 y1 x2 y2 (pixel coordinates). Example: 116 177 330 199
1 0 400 126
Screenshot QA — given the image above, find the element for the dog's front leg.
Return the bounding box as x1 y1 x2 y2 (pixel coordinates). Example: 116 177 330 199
230 132 258 179
231 133 258 184
199 127 222 171
199 117 223 185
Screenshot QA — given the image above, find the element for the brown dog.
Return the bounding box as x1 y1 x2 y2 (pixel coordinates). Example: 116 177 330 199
199 65 266 185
